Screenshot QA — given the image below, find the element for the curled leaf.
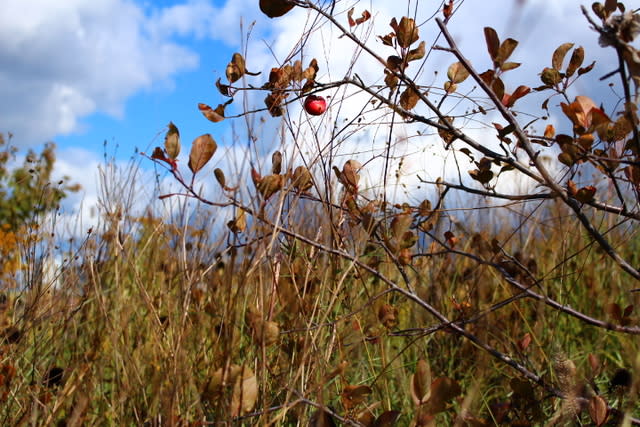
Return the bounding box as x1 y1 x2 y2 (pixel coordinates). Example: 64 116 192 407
257 174 285 200
164 122 180 159
391 17 419 48
226 53 246 83
199 101 232 123
291 165 313 192
552 42 574 71
227 209 246 234
407 41 426 62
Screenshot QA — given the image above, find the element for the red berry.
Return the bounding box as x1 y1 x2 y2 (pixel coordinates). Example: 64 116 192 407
304 95 327 116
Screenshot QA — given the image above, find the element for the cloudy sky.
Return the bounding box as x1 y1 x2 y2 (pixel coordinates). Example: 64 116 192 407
0 0 618 226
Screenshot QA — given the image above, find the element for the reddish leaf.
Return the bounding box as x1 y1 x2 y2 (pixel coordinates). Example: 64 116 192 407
588 395 608 427
348 8 371 27
517 332 532 352
199 101 232 123
483 27 500 63
442 0 454 20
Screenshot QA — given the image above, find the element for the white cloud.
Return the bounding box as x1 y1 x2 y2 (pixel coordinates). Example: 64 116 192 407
236 0 616 206
0 0 205 146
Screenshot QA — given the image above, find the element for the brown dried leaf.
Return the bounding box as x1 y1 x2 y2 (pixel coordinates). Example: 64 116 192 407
386 55 403 72
400 86 420 110
442 0 454 20
265 92 288 117
384 70 399 92
552 43 574 71
259 0 294 18
378 32 395 46
226 53 246 83
438 116 456 146
483 27 500 63
444 81 457 94
164 122 180 159
272 151 282 175
302 58 319 81
216 77 233 97
447 62 470 84
257 174 284 200
540 67 562 86
407 41 426 62
588 395 608 426
230 365 258 416
227 209 246 234
291 165 313 192
374 410 401 427
378 303 398 329
588 353 601 376
410 359 432 406
348 8 371 27
496 38 518 66
188 134 217 174
341 385 372 410
391 17 419 48
214 168 226 188
566 46 584 77
500 61 521 71
544 124 556 139
427 377 461 414
491 77 505 100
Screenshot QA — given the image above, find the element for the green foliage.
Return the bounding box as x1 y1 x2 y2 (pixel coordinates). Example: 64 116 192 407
0 133 80 230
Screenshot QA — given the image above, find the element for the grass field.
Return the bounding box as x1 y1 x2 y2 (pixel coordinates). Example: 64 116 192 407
0 156 638 426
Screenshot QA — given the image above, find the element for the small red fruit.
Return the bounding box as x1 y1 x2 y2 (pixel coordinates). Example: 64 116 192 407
304 95 327 116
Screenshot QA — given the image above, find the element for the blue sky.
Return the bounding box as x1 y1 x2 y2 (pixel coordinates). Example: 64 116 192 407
0 0 617 226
